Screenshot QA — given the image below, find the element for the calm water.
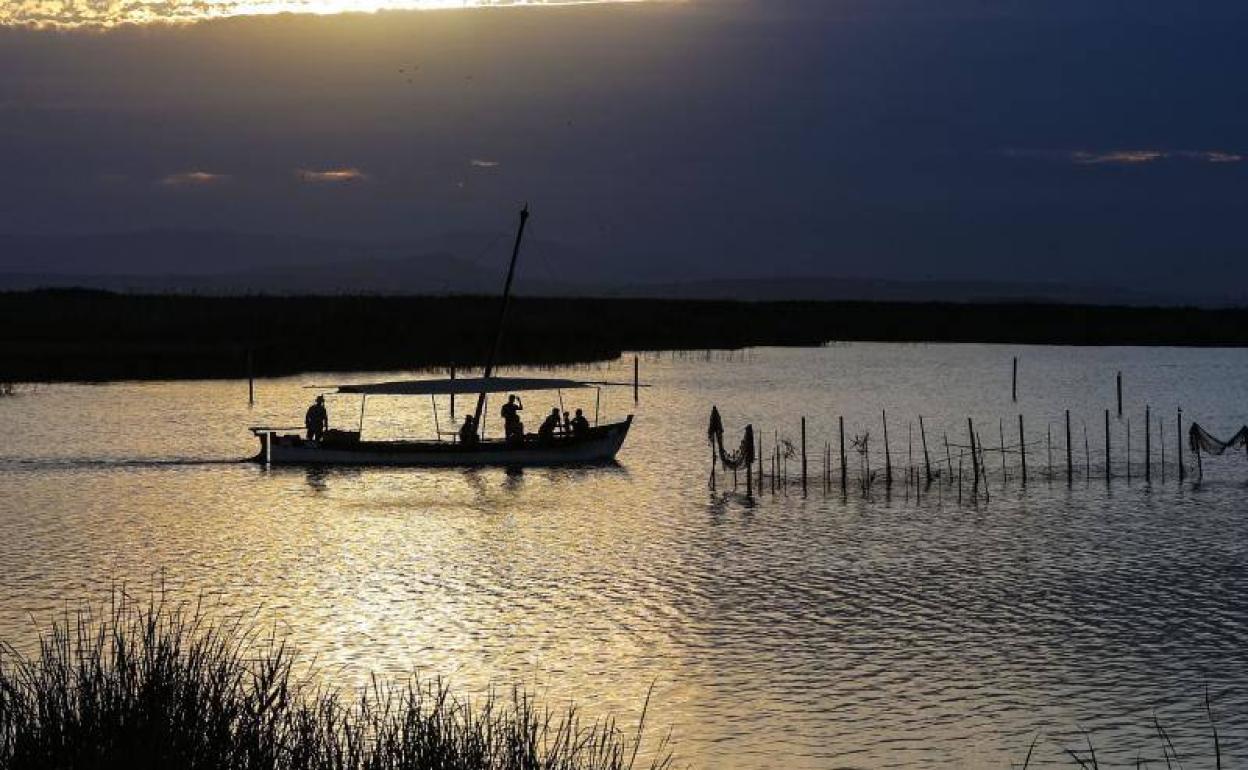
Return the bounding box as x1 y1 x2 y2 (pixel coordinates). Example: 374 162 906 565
2 343 1248 769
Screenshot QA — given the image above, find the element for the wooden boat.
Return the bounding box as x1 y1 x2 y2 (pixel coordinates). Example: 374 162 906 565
249 206 637 467
251 377 633 467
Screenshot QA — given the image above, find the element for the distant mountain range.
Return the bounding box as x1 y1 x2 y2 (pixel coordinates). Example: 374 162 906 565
0 229 1240 306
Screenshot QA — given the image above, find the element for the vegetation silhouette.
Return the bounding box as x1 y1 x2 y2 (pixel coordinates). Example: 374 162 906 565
0 592 671 770
6 289 1248 382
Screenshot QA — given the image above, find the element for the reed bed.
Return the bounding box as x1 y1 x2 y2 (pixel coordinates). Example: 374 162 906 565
0 595 671 770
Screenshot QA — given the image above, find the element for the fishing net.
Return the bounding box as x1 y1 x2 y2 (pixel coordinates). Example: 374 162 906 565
707 406 755 471
1189 424 1248 456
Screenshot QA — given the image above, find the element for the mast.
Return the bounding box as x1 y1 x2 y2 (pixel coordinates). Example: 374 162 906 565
472 204 531 434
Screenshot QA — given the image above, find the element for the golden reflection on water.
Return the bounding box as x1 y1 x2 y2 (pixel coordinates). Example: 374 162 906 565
1 0 649 29
3 346 1248 768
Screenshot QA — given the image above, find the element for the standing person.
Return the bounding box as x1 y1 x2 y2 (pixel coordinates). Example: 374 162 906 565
305 395 329 442
500 394 524 442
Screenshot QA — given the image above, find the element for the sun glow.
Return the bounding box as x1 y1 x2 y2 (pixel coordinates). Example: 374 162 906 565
1 0 647 29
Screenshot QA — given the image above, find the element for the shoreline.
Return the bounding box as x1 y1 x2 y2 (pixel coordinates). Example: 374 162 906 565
5 289 1248 383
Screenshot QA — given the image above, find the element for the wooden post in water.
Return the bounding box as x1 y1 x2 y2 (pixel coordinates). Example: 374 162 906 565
801 417 808 497
1018 415 1028 486
1177 407 1185 482
967 418 979 489
745 425 753 498
839 416 847 494
1012 357 1018 402
633 355 639 404
882 410 893 486
919 416 932 486
246 349 255 407
944 433 954 483
450 364 456 419
1065 410 1073 485
1116 371 1123 417
1195 432 1204 482
1145 405 1152 482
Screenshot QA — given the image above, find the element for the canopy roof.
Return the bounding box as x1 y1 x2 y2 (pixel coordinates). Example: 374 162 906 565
336 377 595 397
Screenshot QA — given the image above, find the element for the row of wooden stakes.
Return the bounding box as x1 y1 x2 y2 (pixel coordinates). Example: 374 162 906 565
713 405 1207 501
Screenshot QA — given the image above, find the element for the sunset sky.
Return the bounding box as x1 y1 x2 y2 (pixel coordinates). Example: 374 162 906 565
2 0 1247 296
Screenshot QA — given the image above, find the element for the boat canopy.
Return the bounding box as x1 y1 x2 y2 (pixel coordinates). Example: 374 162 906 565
336 377 595 397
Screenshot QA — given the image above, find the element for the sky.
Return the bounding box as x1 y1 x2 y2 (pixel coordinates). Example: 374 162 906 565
2 0 1248 297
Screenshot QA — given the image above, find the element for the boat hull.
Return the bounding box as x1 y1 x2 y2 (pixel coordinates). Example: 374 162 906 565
255 417 632 467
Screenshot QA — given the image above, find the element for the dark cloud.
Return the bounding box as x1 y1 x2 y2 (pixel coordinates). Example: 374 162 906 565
1 0 1247 300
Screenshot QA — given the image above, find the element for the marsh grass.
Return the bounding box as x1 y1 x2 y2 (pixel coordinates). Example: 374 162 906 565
0 594 671 770
1018 691 1228 770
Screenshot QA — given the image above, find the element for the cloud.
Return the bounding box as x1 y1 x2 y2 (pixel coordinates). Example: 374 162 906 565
1002 149 1244 166
469 159 500 168
296 168 369 184
160 170 230 186
1181 150 1244 164
1070 150 1166 165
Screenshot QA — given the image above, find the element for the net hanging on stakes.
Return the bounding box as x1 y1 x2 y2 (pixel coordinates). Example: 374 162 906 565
707 406 756 472
1188 424 1248 456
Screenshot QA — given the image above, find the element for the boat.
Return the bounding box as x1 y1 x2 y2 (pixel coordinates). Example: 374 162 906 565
249 206 637 467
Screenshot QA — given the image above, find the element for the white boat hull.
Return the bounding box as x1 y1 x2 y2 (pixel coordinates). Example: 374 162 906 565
255 417 632 467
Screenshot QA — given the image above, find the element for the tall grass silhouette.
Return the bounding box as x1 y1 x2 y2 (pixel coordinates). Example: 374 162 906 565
0 593 671 770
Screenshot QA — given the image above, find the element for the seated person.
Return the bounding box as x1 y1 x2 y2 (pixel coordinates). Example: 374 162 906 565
458 415 478 446
570 408 590 437
538 407 563 443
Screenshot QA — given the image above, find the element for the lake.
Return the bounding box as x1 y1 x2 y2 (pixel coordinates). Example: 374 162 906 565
2 343 1247 768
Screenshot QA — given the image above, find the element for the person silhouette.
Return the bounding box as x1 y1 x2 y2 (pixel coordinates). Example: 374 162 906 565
305 395 329 442
501 394 524 442
538 407 562 443
458 414 478 446
570 408 590 437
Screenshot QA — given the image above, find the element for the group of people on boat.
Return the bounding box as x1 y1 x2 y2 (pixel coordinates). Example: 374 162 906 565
306 392 590 448
455 393 590 447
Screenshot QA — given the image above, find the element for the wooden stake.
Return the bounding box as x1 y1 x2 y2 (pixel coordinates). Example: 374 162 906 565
1116 371 1123 417
839 416 847 494
919 416 932 485
801 417 808 497
883 410 893 486
1065 410 1073 485
1018 414 1027 486
1145 405 1152 482
450 364 456 419
944 433 954 483
745 424 753 498
1012 356 1018 402
633 355 639 404
1177 407 1185 482
967 418 979 488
